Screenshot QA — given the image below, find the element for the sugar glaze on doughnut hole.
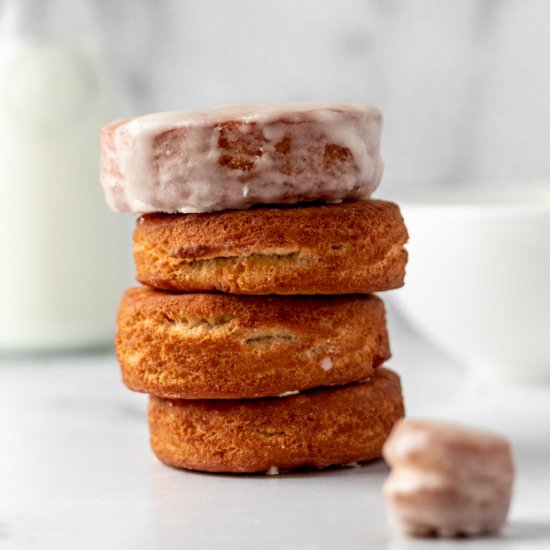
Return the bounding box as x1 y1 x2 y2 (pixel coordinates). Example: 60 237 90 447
383 419 514 538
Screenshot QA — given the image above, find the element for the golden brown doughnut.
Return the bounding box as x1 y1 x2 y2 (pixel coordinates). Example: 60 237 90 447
133 200 408 295
149 368 404 473
116 286 390 399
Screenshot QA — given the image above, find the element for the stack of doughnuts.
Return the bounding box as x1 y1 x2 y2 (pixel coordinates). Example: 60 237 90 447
100 103 408 474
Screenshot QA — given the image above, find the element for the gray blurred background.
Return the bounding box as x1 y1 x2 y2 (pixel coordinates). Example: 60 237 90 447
99 0 550 195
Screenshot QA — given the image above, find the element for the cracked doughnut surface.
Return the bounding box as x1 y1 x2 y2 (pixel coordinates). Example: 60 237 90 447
148 368 404 473
133 199 408 295
116 286 390 399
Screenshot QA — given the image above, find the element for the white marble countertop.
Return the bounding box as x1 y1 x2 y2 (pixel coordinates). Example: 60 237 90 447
1 308 549 550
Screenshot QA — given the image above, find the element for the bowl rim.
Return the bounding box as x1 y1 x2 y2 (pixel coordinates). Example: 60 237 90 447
394 181 550 212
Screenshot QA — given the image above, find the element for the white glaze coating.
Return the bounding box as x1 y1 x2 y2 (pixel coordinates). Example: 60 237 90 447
277 390 300 397
100 103 383 214
382 419 514 537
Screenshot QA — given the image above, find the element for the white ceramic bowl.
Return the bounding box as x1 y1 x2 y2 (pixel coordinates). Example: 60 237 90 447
392 185 550 382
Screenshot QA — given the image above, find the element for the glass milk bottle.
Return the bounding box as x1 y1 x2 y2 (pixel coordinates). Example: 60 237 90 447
0 0 129 351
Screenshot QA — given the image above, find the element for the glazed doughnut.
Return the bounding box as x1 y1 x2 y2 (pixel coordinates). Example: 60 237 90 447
148 368 404 473
116 286 390 399
133 200 408 295
100 103 383 214
383 419 514 537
